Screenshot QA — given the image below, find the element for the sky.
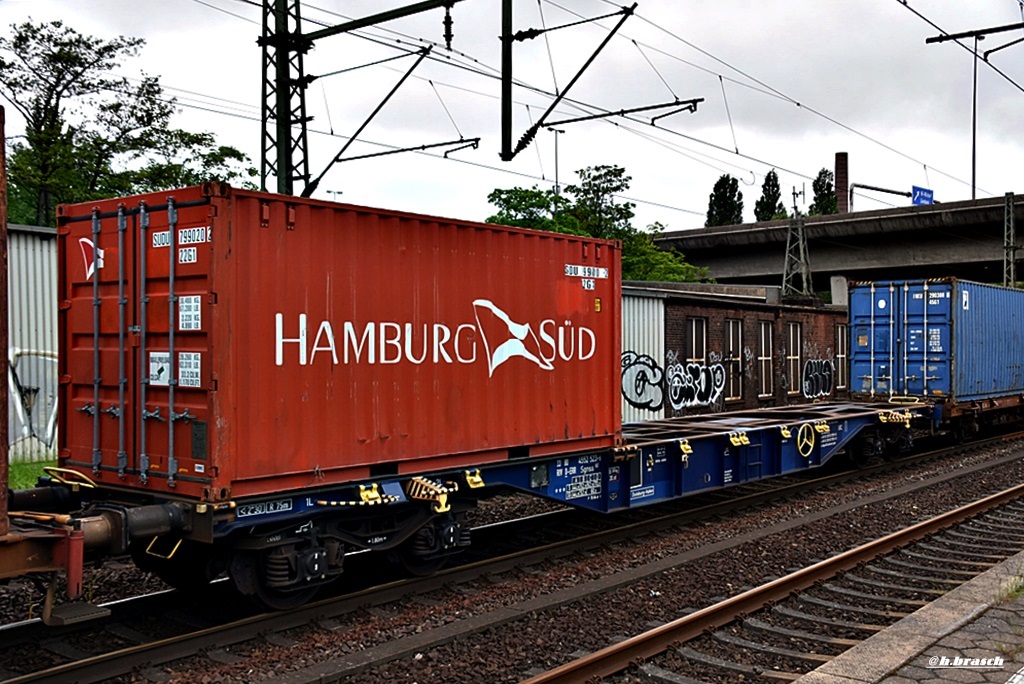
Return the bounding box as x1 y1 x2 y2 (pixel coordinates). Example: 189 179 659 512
1 0 1022 231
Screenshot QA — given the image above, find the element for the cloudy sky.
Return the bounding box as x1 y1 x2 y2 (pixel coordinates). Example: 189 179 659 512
1 0 1022 230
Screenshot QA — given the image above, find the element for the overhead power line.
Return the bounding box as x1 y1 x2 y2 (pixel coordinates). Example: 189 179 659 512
896 0 1024 96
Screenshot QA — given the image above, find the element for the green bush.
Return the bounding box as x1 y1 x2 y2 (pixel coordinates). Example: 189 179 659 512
8 460 55 490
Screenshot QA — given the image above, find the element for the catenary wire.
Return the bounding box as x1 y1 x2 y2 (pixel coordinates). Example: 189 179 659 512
179 0 928 213
582 0 983 193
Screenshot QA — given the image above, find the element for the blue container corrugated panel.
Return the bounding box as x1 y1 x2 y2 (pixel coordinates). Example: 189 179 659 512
850 279 1024 402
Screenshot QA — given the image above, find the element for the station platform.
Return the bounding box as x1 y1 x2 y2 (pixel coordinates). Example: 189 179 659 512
797 548 1024 684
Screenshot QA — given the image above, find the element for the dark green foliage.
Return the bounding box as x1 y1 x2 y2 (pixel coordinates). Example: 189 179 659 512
486 165 708 283
705 174 744 227
808 168 838 216
0 20 255 226
753 169 787 222
485 186 584 235
563 165 635 241
623 222 709 282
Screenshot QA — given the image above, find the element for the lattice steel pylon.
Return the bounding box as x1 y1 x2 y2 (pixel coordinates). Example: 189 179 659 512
1005 192 1017 288
782 213 812 297
260 0 312 195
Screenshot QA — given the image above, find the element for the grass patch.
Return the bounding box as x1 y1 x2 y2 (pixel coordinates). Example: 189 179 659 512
8 460 55 490
996 566 1024 605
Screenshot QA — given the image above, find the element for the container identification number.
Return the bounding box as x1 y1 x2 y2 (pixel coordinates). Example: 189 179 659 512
179 247 197 264
179 227 211 244
564 264 608 279
151 226 211 249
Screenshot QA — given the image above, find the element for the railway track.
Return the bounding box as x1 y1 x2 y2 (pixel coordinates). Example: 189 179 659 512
527 484 1024 683
1 433 1022 683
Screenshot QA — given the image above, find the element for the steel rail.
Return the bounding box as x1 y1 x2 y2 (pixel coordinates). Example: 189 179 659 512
522 479 1024 684
6 432 1023 683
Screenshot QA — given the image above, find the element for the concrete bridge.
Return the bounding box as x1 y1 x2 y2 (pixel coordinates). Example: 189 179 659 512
656 194 1024 305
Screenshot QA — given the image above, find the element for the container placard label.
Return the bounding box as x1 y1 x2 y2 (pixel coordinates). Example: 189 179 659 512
149 352 170 386
179 296 202 331
178 352 201 388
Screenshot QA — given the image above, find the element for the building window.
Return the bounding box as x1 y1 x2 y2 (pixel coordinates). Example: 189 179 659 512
758 321 773 397
836 323 848 390
685 317 707 364
786 322 802 395
725 318 743 401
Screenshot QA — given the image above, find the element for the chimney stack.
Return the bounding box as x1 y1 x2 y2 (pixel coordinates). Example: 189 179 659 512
836 152 849 214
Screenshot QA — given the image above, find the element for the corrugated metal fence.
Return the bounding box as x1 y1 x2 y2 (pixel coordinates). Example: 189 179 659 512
8 224 58 462
622 292 666 423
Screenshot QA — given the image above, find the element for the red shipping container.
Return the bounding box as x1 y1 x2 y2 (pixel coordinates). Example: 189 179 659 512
57 184 622 502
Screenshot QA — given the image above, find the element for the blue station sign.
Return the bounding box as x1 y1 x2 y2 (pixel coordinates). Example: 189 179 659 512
912 186 934 205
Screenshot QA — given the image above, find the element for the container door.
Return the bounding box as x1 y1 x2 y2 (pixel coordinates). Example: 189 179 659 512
905 281 952 397
60 191 214 495
133 197 214 492
60 207 137 479
849 282 898 397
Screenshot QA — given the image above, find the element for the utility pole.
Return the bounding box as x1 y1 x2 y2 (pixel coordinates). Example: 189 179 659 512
782 187 811 297
1005 192 1017 288
971 34 982 200
551 128 564 195
260 0 311 195
260 0 466 195
926 21 1024 202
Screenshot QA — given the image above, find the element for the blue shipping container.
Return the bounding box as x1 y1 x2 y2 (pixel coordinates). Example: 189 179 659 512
849 279 1024 402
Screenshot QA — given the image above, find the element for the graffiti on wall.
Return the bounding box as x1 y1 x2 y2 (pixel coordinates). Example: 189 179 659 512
666 350 726 410
801 359 835 399
621 351 665 410
9 350 59 456
622 350 725 411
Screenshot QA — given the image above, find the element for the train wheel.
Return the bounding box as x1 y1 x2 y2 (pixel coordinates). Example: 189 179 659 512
391 515 467 576
130 539 226 592
847 434 878 469
228 550 320 611
394 542 449 577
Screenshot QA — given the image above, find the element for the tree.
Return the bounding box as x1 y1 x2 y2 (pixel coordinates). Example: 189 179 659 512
485 186 583 235
623 223 708 282
808 168 838 216
753 169 787 222
705 174 744 227
486 165 707 283
563 164 635 241
0 20 255 226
